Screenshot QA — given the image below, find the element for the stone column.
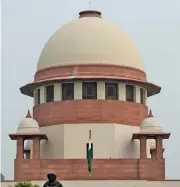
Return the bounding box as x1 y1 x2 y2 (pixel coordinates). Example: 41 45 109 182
135 86 140 103
156 136 163 159
74 81 82 99
118 83 126 101
97 81 105 99
16 137 24 159
40 86 45 103
140 136 147 159
33 137 40 159
54 83 61 101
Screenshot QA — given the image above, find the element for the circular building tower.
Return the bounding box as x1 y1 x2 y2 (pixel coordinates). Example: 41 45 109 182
20 10 160 159
16 10 167 180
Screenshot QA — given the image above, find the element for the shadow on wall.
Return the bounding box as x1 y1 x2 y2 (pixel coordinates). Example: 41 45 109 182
128 139 139 158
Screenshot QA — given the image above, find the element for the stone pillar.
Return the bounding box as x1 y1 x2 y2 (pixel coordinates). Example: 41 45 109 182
118 83 126 101
140 136 147 159
54 83 61 101
135 85 140 103
97 81 105 99
144 89 147 105
34 89 36 106
156 136 163 159
74 81 82 99
40 86 45 103
16 137 24 159
33 138 40 159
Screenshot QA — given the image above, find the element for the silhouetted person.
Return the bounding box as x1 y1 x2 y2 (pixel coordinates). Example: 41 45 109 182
43 173 63 187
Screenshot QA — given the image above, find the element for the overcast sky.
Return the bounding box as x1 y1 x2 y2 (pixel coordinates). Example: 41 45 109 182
1 0 180 180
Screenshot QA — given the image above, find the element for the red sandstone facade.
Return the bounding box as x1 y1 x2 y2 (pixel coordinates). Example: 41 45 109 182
15 158 165 180
10 129 169 181
33 100 148 127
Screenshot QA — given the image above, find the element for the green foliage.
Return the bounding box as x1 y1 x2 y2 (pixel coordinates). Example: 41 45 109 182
32 185 41 187
14 182 40 187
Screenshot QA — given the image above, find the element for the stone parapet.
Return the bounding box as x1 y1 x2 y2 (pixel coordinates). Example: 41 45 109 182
14 158 165 181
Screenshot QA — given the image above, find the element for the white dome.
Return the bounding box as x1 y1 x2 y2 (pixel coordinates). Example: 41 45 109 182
17 111 40 133
37 12 144 71
140 111 162 133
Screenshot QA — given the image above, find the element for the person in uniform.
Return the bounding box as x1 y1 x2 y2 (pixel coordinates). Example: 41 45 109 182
43 173 63 187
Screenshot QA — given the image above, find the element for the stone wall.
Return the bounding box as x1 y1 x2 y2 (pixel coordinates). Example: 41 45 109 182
14 158 165 181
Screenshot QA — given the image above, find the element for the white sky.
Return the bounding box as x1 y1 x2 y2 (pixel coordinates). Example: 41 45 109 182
1 0 180 179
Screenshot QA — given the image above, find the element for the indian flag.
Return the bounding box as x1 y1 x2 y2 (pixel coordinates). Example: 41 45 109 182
87 130 92 175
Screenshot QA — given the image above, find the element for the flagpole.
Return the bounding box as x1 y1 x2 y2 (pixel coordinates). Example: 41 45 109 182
89 130 91 140
89 1 91 10
88 130 92 179
89 172 91 179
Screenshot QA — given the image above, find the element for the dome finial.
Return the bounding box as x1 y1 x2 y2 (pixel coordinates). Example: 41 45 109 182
79 10 102 18
148 109 153 117
26 110 32 118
